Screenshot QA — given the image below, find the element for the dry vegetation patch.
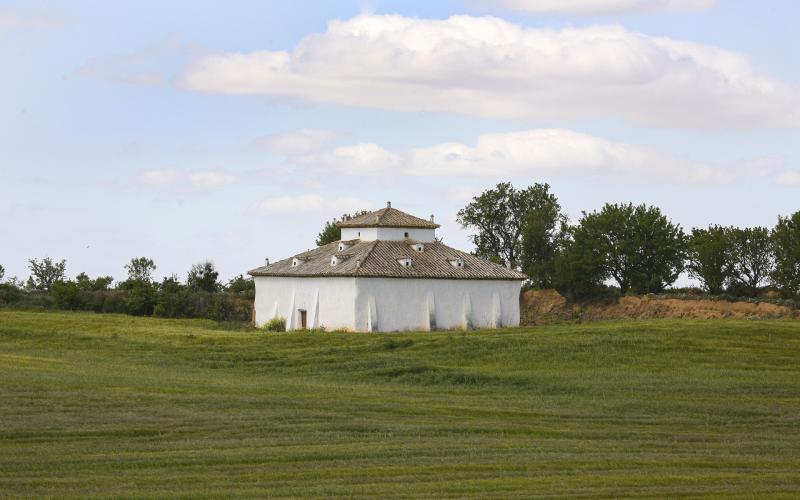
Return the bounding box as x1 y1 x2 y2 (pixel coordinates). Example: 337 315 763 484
521 289 800 324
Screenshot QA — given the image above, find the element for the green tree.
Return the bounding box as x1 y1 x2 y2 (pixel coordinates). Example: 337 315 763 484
187 261 220 292
76 272 113 291
316 210 369 246
519 184 568 288
51 280 84 310
553 224 610 300
125 257 156 283
27 257 66 291
457 182 560 268
153 275 191 318
226 274 255 295
578 203 686 295
726 227 773 297
687 226 731 295
772 211 800 297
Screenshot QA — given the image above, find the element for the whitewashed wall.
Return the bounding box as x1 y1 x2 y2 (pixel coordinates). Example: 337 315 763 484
254 276 522 332
341 227 435 242
253 276 357 330
355 278 521 332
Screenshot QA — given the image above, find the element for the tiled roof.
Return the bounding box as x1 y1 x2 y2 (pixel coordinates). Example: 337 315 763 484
337 207 439 229
249 240 526 281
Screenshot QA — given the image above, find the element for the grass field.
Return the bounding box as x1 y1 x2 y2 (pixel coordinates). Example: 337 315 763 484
1 310 800 498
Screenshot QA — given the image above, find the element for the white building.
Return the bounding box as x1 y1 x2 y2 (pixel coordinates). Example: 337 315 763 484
249 203 526 332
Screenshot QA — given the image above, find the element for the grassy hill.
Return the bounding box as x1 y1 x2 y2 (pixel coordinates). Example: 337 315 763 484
1 310 800 497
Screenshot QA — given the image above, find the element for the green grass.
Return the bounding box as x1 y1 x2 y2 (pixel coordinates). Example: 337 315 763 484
1 310 800 498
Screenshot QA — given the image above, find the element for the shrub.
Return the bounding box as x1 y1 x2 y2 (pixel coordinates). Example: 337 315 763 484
263 317 286 332
0 283 24 305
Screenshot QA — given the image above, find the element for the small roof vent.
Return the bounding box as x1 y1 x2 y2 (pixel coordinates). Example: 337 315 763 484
331 254 351 266
447 257 465 269
337 240 357 252
397 256 413 268
292 255 310 267
411 242 424 253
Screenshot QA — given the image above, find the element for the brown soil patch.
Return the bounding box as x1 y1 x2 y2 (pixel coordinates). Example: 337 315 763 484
520 289 799 325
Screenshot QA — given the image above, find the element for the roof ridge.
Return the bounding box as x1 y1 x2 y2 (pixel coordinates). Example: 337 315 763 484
354 240 379 276
377 207 390 224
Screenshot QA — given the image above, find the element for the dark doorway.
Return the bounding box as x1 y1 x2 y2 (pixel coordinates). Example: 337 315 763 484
299 309 307 329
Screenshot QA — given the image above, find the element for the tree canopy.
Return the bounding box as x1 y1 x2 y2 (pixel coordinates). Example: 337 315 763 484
187 261 220 293
519 185 568 288
687 226 731 295
457 182 561 269
726 227 773 297
570 203 686 295
27 257 66 291
772 211 800 297
124 257 156 283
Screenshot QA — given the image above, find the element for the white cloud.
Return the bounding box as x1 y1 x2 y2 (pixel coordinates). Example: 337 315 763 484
251 195 372 215
296 128 782 185
777 171 800 187
137 168 239 188
139 168 180 186
180 14 800 129
407 129 777 183
470 0 715 15
300 143 402 174
258 128 340 156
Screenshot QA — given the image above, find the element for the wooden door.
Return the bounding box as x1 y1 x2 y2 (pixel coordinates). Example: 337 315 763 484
299 309 307 329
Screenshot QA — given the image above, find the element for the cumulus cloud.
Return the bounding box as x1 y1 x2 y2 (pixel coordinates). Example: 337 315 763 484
251 195 372 215
137 168 238 188
258 128 340 156
180 14 800 129
296 128 782 184
469 0 715 15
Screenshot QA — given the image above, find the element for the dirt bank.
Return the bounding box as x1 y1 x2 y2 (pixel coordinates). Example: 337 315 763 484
521 289 800 324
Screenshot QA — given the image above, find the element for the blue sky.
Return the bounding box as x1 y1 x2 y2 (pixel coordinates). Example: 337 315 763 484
2 0 799 283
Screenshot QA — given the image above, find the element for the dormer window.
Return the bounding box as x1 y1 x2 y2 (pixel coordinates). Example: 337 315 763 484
397 257 413 268
331 254 351 266
411 243 424 253
292 256 310 267
337 240 356 252
448 257 465 268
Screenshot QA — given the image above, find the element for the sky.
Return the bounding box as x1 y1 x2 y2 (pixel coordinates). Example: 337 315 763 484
1 0 799 284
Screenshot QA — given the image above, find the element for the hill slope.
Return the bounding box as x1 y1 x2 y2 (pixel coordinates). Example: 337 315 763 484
1 310 800 497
